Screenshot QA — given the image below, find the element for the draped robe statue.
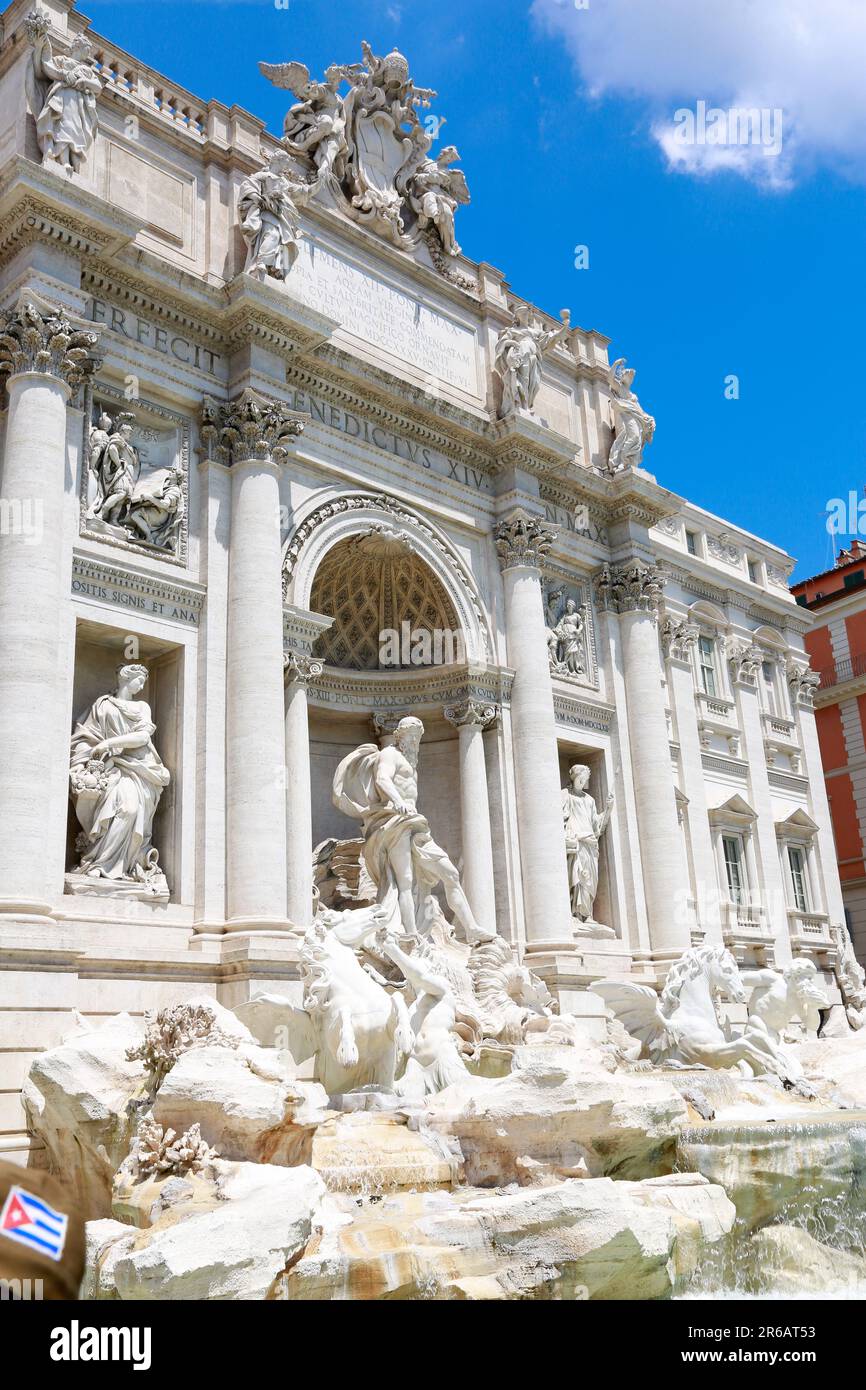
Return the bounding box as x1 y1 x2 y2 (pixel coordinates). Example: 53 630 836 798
561 764 613 929
67 664 170 901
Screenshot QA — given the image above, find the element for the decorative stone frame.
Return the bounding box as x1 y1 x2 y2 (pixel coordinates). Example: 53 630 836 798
774 809 833 956
79 382 190 568
708 794 771 956
282 490 493 665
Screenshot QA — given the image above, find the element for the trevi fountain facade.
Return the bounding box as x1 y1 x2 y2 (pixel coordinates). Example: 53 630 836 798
0 0 865 1301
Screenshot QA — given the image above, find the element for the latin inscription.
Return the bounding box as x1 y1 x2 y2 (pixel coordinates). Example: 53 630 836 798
90 298 223 377
289 241 479 394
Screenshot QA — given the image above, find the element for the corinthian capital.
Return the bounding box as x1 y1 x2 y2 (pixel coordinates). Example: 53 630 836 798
444 699 499 730
494 511 556 571
0 300 98 388
283 651 324 687
202 388 305 466
727 638 762 686
593 559 665 616
661 617 700 661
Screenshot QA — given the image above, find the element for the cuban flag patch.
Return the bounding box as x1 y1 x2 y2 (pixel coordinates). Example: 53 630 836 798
0 1185 68 1262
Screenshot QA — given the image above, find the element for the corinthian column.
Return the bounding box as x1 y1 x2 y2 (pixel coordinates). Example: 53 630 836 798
595 560 690 957
444 699 499 939
209 391 304 931
495 512 574 947
284 652 323 931
0 299 97 917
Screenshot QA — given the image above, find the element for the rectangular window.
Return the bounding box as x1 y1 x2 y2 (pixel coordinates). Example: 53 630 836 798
748 559 758 583
699 635 717 696
686 531 698 556
761 660 778 716
722 835 746 905
788 846 809 912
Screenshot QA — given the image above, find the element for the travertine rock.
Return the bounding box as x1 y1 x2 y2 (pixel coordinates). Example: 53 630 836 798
424 1047 689 1184
152 1043 330 1165
23 1012 146 1220
110 1162 328 1301
81 1220 136 1301
280 1174 734 1301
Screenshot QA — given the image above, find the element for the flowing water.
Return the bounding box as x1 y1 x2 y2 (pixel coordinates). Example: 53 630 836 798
675 1111 866 1298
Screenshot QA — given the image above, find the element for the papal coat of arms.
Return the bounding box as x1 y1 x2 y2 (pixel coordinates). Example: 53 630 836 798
259 42 470 271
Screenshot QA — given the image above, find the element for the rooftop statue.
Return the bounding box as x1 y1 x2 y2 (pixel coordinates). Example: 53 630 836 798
259 43 470 265
24 11 102 173
607 358 655 472
238 149 315 283
493 305 571 418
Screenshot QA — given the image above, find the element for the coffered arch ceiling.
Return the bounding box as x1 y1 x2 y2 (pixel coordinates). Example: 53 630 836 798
310 526 461 671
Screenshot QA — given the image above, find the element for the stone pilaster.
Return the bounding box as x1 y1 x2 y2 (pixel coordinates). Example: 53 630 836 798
284 651 323 931
727 638 790 965
595 559 690 958
495 510 574 947
444 699 499 940
0 298 98 917
207 390 305 931
662 615 720 940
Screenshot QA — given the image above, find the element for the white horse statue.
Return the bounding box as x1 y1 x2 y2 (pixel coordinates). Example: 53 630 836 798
235 909 413 1098
595 946 799 1080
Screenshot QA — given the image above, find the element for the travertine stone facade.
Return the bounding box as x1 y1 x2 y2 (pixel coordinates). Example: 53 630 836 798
0 0 845 1163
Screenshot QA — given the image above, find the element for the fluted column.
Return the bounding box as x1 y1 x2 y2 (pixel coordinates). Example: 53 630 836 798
208 391 304 931
444 699 499 939
495 512 574 947
284 652 323 930
595 560 690 957
0 299 97 917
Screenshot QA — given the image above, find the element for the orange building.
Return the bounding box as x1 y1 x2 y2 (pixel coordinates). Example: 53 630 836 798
792 540 866 965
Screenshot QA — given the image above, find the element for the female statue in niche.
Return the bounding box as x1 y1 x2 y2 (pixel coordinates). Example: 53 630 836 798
561 763 614 936
67 664 170 901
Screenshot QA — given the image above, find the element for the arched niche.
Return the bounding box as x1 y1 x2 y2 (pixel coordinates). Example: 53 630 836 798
283 491 491 668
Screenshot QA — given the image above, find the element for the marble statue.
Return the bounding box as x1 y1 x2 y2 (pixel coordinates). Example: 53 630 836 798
24 11 102 173
468 936 580 1047
124 465 185 549
744 960 829 1044
381 936 473 1098
259 43 470 265
546 589 587 677
85 411 185 555
403 146 470 258
67 664 170 901
561 765 614 930
297 911 413 1096
332 716 495 944
596 946 805 1081
493 305 571 418
607 358 655 472
258 60 360 187
238 150 314 282
831 924 866 1030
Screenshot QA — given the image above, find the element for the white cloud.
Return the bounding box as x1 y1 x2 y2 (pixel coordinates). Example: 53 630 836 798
532 0 866 187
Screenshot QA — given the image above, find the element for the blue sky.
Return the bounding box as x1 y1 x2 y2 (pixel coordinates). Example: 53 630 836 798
82 0 866 580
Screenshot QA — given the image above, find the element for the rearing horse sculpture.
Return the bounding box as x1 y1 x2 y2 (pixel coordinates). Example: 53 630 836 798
596 946 798 1080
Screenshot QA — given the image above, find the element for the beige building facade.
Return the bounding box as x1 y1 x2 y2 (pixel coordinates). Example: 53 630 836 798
0 0 849 1165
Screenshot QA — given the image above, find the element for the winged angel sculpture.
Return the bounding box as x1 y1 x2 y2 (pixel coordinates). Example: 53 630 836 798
259 43 470 259
595 946 807 1083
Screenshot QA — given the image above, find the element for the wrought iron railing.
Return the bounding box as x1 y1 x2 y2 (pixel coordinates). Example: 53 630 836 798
818 651 866 689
